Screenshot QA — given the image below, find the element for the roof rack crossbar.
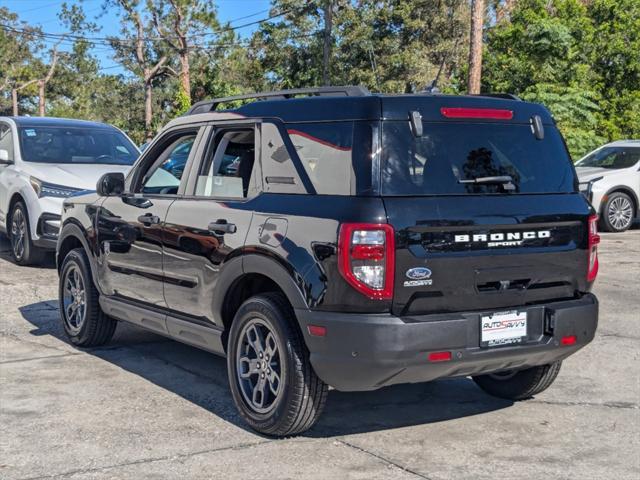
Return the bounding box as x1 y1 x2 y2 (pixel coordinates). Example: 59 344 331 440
186 85 371 115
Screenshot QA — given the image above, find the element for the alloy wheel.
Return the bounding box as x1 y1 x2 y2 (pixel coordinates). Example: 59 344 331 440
62 265 87 334
608 196 633 231
10 208 26 260
235 319 283 414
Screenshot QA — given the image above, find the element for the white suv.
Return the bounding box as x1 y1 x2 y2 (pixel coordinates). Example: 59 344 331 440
0 117 139 264
576 140 640 232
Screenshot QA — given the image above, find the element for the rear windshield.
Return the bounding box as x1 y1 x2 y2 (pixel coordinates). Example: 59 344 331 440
18 126 139 165
381 121 576 195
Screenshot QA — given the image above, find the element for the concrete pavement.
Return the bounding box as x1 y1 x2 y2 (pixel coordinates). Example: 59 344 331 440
1 230 638 479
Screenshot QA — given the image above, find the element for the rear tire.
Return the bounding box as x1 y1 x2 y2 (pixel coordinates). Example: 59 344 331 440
472 361 562 400
9 201 45 265
59 248 116 347
600 192 634 232
227 293 328 437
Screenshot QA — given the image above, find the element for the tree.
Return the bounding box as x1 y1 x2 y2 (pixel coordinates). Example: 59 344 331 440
321 0 334 85
0 7 43 115
106 0 171 140
147 0 220 106
468 0 484 93
481 0 638 158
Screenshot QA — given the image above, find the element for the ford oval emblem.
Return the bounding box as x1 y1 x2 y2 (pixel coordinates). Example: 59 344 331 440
406 267 432 280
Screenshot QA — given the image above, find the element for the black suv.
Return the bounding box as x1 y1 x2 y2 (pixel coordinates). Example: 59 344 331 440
56 86 599 436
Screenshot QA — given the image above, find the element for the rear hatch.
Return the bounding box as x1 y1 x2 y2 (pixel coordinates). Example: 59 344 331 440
379 100 593 316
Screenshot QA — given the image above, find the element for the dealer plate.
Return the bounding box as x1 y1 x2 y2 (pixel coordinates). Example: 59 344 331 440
481 310 527 347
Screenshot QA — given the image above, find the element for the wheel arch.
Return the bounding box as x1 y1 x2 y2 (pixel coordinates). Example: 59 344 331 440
215 251 310 350
57 221 102 291
6 192 25 230
601 186 639 216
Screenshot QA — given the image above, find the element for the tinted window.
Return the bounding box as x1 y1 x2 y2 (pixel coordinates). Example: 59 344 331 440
195 129 256 199
0 124 13 160
141 135 195 194
576 146 640 169
381 122 576 195
18 126 138 165
287 122 354 195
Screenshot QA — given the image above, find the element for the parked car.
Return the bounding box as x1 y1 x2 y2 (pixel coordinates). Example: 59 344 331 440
0 117 139 264
56 87 599 437
576 140 640 232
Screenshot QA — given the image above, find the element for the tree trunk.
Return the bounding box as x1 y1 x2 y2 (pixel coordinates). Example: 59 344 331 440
468 0 485 94
145 80 153 141
322 0 333 86
38 81 45 116
179 53 190 100
12 89 18 116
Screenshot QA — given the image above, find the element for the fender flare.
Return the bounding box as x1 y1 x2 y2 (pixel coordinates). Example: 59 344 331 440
57 222 102 292
211 252 309 327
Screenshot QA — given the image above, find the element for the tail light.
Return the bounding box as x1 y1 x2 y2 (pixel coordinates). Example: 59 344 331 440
338 223 395 300
587 214 600 282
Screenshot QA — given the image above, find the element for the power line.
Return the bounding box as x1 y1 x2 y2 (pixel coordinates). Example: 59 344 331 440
0 3 314 46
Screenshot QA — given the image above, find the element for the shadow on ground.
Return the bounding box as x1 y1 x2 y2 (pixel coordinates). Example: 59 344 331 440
0 233 56 268
20 299 513 438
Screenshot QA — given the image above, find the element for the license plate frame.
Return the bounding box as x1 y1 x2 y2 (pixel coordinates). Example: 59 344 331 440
480 310 528 347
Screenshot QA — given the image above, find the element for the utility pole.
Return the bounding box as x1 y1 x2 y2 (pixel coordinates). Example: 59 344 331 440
468 0 484 94
322 0 333 86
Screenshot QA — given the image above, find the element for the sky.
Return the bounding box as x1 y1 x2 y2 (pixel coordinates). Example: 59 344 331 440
1 0 272 74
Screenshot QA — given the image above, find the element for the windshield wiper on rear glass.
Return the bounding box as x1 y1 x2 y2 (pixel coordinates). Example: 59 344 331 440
458 175 516 192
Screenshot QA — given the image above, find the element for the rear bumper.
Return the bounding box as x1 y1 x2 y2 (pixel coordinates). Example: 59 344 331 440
296 294 598 391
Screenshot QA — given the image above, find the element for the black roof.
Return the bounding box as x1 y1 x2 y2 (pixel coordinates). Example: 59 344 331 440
6 116 115 130
188 86 553 124
230 94 553 124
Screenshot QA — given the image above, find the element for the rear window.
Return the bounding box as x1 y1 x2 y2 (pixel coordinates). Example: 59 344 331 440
381 122 576 195
18 126 139 165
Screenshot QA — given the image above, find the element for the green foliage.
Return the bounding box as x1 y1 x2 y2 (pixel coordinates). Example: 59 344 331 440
1 0 637 154
482 0 639 158
173 84 192 115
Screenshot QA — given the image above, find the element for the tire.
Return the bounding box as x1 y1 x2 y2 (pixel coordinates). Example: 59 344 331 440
227 293 328 437
59 248 116 347
600 192 635 232
9 201 45 265
472 361 562 400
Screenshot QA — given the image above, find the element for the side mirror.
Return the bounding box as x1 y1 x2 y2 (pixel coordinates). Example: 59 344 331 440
0 149 11 164
97 172 125 196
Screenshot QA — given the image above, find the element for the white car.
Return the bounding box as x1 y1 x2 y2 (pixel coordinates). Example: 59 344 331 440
576 140 640 232
0 117 139 264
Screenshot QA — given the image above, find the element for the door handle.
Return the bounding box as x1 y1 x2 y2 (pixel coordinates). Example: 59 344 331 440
137 213 161 225
208 219 237 235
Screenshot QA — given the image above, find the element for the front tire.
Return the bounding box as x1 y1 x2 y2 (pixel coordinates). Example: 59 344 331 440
601 192 634 232
227 293 328 437
472 361 562 400
9 201 45 265
59 248 116 347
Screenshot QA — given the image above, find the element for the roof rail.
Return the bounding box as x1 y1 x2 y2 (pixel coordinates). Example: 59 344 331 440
474 93 522 101
187 85 371 115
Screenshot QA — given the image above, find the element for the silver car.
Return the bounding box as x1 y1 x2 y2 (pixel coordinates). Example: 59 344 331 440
576 140 640 232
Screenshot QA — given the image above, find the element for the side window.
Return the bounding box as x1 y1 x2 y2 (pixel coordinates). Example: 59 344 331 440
287 122 354 195
261 123 305 194
0 124 14 161
140 134 196 195
194 128 257 199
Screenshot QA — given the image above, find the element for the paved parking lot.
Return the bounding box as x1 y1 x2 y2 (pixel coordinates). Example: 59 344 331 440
0 230 639 480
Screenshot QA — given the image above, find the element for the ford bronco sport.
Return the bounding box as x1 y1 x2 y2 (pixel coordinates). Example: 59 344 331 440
56 86 599 436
